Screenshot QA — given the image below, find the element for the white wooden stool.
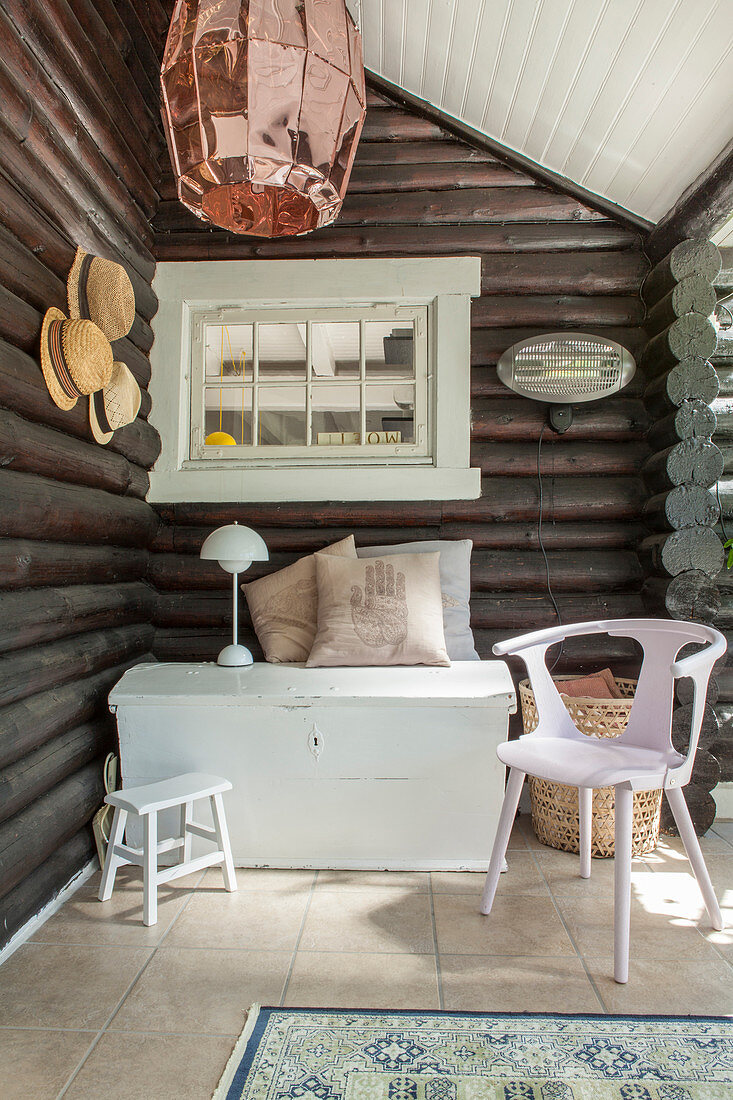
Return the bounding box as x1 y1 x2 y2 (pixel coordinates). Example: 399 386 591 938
98 772 237 926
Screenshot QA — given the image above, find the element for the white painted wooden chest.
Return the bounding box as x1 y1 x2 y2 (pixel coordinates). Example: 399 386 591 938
109 661 516 871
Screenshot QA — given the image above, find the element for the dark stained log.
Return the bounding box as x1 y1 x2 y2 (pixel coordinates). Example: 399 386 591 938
153 525 443 554
0 6 157 217
472 398 647 442
2 0 161 174
687 748 722 792
710 396 733 440
643 486 720 531
162 500 444 529
677 668 720 706
156 189 608 234
642 439 724 492
0 658 149 770
446 478 646 524
0 282 43 353
472 294 644 329
712 591 733 630
0 624 154 709
84 0 161 122
708 733 733 782
360 109 454 143
470 593 646 630
471 441 648 478
154 627 260 664
644 359 719 417
0 583 154 653
640 315 718 377
439 522 646 550
480 251 650 296
0 61 154 280
645 277 717 337
0 471 159 547
646 143 733 264
154 222 641 261
0 408 149 500
0 761 105 901
660 786 716 836
0 173 158 323
0 540 149 591
347 162 532 192
472 326 646 366
672 704 719 748
646 400 717 451
0 720 112 825
295 139 502 168
0 828 95 950
642 240 723 305
0 339 161 470
643 571 721 623
639 527 725 578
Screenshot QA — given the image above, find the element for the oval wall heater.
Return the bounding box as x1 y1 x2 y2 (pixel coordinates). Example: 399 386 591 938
497 332 636 433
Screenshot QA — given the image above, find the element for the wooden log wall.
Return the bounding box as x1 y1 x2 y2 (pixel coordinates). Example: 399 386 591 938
639 239 726 834
150 87 651 704
0 1 164 949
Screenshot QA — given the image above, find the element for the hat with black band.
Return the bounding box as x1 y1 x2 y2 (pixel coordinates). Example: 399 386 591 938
40 307 114 412
68 247 136 343
89 360 142 445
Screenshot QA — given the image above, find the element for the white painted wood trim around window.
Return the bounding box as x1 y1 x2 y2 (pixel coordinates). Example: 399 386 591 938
148 257 482 503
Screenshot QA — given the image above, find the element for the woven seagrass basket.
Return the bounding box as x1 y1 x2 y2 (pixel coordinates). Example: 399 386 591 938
519 675 662 858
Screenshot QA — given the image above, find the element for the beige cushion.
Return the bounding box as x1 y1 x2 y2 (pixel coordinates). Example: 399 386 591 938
307 551 450 668
243 535 356 662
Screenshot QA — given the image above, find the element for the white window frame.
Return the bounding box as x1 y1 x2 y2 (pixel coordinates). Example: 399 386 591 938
148 257 482 502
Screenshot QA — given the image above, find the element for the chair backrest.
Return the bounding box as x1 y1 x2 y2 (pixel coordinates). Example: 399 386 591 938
493 618 726 785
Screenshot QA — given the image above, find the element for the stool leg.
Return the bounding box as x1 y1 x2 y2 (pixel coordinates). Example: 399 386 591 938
211 793 237 892
180 801 192 865
143 811 158 926
98 807 127 902
579 787 592 880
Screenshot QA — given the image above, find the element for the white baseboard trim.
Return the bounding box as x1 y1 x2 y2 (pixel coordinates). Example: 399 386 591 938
0 858 98 967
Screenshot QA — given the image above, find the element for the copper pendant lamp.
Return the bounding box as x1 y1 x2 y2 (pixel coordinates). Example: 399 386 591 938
161 0 366 238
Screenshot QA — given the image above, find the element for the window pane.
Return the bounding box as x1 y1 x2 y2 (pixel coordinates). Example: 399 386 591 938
258 386 306 445
311 321 360 378
259 324 306 379
205 324 253 380
364 321 414 379
365 383 415 443
312 383 361 444
204 385 252 445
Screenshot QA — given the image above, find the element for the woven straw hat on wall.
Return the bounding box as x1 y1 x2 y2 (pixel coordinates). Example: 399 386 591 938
40 307 114 412
89 361 141 445
67 247 135 342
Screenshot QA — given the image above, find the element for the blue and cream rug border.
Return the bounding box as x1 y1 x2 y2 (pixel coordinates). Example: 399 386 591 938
214 1004 733 1099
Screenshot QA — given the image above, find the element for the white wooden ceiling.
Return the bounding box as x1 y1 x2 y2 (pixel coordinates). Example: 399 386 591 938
353 0 733 226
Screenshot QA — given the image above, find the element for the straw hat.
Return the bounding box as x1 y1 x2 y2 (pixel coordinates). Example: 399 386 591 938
67 247 135 342
40 307 114 411
89 361 142 445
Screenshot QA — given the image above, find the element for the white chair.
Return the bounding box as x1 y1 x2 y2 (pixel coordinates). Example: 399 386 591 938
481 618 726 983
98 772 237 926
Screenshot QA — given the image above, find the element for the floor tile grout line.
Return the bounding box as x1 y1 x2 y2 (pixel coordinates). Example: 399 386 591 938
54 867 210 1098
427 873 444 1010
524 842 610 1014
279 870 319 1006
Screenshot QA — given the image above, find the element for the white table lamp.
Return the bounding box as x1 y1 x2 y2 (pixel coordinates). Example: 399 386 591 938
200 522 268 667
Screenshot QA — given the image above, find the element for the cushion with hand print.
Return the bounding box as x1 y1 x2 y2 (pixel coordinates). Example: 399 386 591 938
243 534 357 663
307 551 450 667
358 539 479 661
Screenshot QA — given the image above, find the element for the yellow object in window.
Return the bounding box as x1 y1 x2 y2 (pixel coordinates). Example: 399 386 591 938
205 431 237 446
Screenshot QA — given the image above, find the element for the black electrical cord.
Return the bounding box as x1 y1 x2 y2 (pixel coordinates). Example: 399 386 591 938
537 423 564 671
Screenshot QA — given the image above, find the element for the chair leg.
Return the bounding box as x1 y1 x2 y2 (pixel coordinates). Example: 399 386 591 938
665 785 723 931
211 793 237 892
98 807 127 902
579 787 592 880
143 811 158 927
179 801 192 865
480 767 525 915
613 785 633 984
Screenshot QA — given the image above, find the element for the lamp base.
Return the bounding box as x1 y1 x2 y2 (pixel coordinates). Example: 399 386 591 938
216 644 254 667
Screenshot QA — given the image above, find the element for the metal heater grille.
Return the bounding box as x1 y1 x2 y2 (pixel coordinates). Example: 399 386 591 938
497 332 635 403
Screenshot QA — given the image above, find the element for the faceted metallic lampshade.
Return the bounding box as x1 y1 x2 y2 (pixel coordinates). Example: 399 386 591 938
161 0 366 237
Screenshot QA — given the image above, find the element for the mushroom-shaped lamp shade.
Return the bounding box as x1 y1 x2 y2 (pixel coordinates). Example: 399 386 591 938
200 523 269 666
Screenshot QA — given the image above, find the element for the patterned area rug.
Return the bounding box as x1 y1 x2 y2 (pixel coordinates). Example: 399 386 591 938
214 1005 733 1099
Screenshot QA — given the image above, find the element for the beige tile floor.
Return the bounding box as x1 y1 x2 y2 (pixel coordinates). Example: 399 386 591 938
1 815 731 1100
